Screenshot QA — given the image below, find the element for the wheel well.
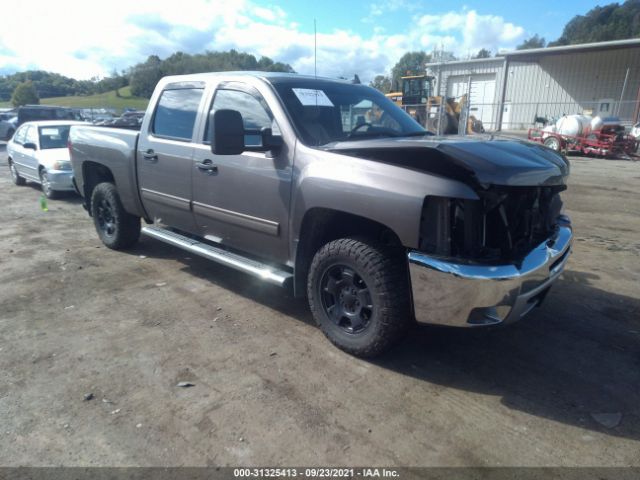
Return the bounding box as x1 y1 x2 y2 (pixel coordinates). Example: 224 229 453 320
82 161 115 214
293 208 403 297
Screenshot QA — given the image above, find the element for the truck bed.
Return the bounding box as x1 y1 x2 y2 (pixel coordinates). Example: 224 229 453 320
69 126 146 218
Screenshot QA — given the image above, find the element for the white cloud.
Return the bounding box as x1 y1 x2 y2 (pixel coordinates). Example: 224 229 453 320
0 2 525 83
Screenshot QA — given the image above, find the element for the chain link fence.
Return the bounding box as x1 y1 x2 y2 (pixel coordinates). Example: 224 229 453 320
400 99 640 135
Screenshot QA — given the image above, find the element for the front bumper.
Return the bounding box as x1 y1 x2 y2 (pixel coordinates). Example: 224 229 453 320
408 222 573 327
45 169 75 191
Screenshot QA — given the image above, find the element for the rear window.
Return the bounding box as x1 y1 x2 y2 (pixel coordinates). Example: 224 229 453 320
152 88 203 141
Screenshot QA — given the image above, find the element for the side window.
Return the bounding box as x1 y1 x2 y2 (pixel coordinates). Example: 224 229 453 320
25 126 38 146
152 88 204 141
13 126 27 145
206 89 275 146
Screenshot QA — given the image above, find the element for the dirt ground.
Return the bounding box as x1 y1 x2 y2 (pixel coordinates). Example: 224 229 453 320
0 144 638 467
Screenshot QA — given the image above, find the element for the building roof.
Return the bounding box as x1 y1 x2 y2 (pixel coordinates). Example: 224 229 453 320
426 38 640 67
503 37 640 57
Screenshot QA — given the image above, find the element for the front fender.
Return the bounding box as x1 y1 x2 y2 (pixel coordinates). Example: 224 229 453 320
290 150 478 250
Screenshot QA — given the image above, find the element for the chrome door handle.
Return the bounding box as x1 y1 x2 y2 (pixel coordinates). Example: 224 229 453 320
142 149 158 162
196 161 218 173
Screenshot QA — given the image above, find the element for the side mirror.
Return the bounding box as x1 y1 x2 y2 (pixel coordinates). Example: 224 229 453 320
210 109 244 155
23 142 37 150
259 127 283 150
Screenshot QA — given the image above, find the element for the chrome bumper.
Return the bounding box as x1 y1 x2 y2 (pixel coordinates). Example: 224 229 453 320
408 223 573 327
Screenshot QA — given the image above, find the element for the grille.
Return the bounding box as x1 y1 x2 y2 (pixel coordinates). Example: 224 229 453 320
420 185 565 263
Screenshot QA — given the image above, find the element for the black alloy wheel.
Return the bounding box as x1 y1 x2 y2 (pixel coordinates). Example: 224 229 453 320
319 264 374 334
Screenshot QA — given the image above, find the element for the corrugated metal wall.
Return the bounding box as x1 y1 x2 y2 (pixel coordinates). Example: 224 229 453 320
505 47 640 128
427 46 640 130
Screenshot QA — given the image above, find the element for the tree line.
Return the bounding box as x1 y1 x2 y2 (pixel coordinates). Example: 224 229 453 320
0 70 128 104
129 50 294 98
1 49 294 106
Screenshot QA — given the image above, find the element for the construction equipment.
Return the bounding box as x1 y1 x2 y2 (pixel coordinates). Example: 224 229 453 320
385 74 484 135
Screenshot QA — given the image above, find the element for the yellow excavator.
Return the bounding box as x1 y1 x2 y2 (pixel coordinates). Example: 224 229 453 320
385 74 484 134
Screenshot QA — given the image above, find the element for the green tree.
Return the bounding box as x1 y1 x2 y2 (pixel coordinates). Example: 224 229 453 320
517 34 546 50
370 75 392 93
550 0 640 46
391 51 431 90
128 50 294 98
11 81 39 106
129 55 163 98
473 48 492 58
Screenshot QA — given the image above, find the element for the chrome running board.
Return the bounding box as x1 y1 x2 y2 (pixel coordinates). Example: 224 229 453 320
141 226 292 287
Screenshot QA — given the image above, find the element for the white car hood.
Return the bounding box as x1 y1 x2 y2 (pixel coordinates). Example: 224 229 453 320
36 148 70 167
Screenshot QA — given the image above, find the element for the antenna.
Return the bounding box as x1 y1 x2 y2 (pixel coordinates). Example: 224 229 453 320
314 19 317 79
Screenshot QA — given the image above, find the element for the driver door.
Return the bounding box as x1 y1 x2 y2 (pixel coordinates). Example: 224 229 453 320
191 84 292 264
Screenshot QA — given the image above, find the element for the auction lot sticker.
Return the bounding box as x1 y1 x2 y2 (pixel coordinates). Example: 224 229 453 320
292 88 334 107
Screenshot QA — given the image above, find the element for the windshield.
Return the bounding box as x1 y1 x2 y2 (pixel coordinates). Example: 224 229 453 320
272 80 427 146
38 125 71 149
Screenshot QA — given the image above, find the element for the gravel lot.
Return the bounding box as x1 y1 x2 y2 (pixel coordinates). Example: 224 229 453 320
0 143 639 467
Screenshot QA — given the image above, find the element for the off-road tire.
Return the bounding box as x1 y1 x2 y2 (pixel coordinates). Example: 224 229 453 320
9 160 26 186
90 182 140 250
307 238 412 357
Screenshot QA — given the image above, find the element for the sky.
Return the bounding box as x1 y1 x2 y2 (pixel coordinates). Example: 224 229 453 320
0 0 605 83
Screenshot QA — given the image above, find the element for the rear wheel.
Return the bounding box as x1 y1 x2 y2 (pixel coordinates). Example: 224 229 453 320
9 160 26 186
307 238 411 357
90 182 140 249
544 136 561 151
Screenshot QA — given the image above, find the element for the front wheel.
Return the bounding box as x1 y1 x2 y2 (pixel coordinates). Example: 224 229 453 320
307 238 412 357
90 182 140 249
39 169 58 199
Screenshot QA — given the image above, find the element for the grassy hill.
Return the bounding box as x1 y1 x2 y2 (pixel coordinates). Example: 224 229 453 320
0 86 149 112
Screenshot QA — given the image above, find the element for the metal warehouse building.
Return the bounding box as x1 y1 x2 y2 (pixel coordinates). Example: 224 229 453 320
426 38 640 131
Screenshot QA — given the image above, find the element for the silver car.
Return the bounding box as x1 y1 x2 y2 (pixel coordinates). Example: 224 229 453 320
7 120 85 198
0 115 16 140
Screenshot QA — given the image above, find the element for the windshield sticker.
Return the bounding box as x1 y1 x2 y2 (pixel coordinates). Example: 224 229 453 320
41 128 61 135
292 88 334 107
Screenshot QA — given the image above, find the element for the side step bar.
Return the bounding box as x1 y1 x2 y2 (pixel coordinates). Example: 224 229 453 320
141 226 293 288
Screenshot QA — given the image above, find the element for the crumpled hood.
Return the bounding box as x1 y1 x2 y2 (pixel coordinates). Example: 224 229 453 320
325 135 570 187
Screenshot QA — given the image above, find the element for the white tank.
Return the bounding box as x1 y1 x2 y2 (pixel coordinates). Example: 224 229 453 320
555 115 592 137
590 116 604 131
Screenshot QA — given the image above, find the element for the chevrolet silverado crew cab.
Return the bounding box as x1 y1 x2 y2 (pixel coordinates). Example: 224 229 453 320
69 72 572 357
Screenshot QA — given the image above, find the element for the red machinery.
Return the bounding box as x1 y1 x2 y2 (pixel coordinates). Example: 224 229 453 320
528 123 639 158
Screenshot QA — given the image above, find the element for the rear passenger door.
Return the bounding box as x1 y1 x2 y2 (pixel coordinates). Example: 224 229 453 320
137 83 205 232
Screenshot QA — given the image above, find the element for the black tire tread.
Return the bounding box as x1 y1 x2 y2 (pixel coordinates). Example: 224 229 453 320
90 182 140 250
307 237 411 357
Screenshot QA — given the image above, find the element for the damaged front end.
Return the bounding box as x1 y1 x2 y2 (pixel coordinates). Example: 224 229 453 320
409 185 572 327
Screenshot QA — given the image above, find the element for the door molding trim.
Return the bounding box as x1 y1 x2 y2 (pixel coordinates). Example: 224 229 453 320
140 188 190 210
193 201 279 236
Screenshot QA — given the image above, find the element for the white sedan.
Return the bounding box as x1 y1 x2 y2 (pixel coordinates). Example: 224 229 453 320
7 120 85 198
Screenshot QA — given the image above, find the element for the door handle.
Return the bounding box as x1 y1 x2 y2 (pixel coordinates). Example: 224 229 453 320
196 160 218 173
142 149 158 162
